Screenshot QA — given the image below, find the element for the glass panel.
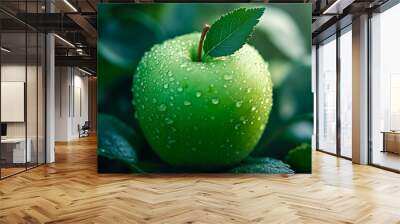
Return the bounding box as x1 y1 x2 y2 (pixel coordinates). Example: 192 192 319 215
1 30 27 177
317 36 337 154
371 4 400 171
38 33 45 165
339 29 352 158
27 30 38 169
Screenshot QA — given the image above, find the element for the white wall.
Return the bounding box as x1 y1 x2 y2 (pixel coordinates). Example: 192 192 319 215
55 67 89 141
1 63 46 164
1 65 38 138
55 66 69 141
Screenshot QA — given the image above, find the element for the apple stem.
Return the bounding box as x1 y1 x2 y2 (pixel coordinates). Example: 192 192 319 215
197 24 210 62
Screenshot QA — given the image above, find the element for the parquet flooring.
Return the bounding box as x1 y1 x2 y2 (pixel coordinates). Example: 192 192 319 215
1 135 400 223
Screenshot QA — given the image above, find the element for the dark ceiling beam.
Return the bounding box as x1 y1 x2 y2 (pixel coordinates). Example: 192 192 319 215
67 13 97 46
13 13 81 32
312 14 352 44
49 0 97 47
55 55 96 71
86 0 97 12
322 0 356 14
312 15 335 33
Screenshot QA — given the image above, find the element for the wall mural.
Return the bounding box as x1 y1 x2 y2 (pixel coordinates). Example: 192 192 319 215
97 3 312 174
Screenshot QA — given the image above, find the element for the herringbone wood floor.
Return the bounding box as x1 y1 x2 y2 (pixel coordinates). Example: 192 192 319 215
1 135 400 224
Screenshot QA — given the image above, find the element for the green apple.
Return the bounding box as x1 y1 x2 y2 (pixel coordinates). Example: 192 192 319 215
132 33 273 171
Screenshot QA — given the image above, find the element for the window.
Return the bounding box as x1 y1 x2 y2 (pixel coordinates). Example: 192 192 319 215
317 36 337 154
339 27 352 158
370 3 400 171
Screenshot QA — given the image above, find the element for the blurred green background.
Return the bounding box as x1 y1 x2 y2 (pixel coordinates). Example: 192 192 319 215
98 3 312 173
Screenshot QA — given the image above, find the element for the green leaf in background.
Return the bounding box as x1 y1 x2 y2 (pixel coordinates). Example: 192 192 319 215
285 143 312 173
229 157 294 174
97 114 146 173
256 7 306 61
98 5 162 71
203 7 265 58
98 113 146 152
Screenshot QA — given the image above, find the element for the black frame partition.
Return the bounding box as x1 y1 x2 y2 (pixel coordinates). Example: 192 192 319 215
316 33 338 156
315 0 400 173
0 1 47 180
367 0 400 173
315 23 353 160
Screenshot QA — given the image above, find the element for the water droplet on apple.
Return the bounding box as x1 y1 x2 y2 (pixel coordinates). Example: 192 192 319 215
251 106 256 111
184 101 191 106
164 83 169 89
234 124 240 130
177 87 183 92
247 88 252 93
196 92 202 98
259 124 265 130
165 117 174 125
211 98 219 104
169 77 175 82
180 63 187 68
235 101 242 108
167 71 173 77
158 104 167 111
210 116 215 120
223 74 233 80
152 98 157 103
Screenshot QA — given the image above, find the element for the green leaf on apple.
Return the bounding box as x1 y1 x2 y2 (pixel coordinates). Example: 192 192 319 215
229 156 294 174
203 7 265 58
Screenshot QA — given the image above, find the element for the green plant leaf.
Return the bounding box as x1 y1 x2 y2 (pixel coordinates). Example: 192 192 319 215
203 7 265 58
285 143 311 173
97 114 145 173
98 113 146 154
229 156 294 174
